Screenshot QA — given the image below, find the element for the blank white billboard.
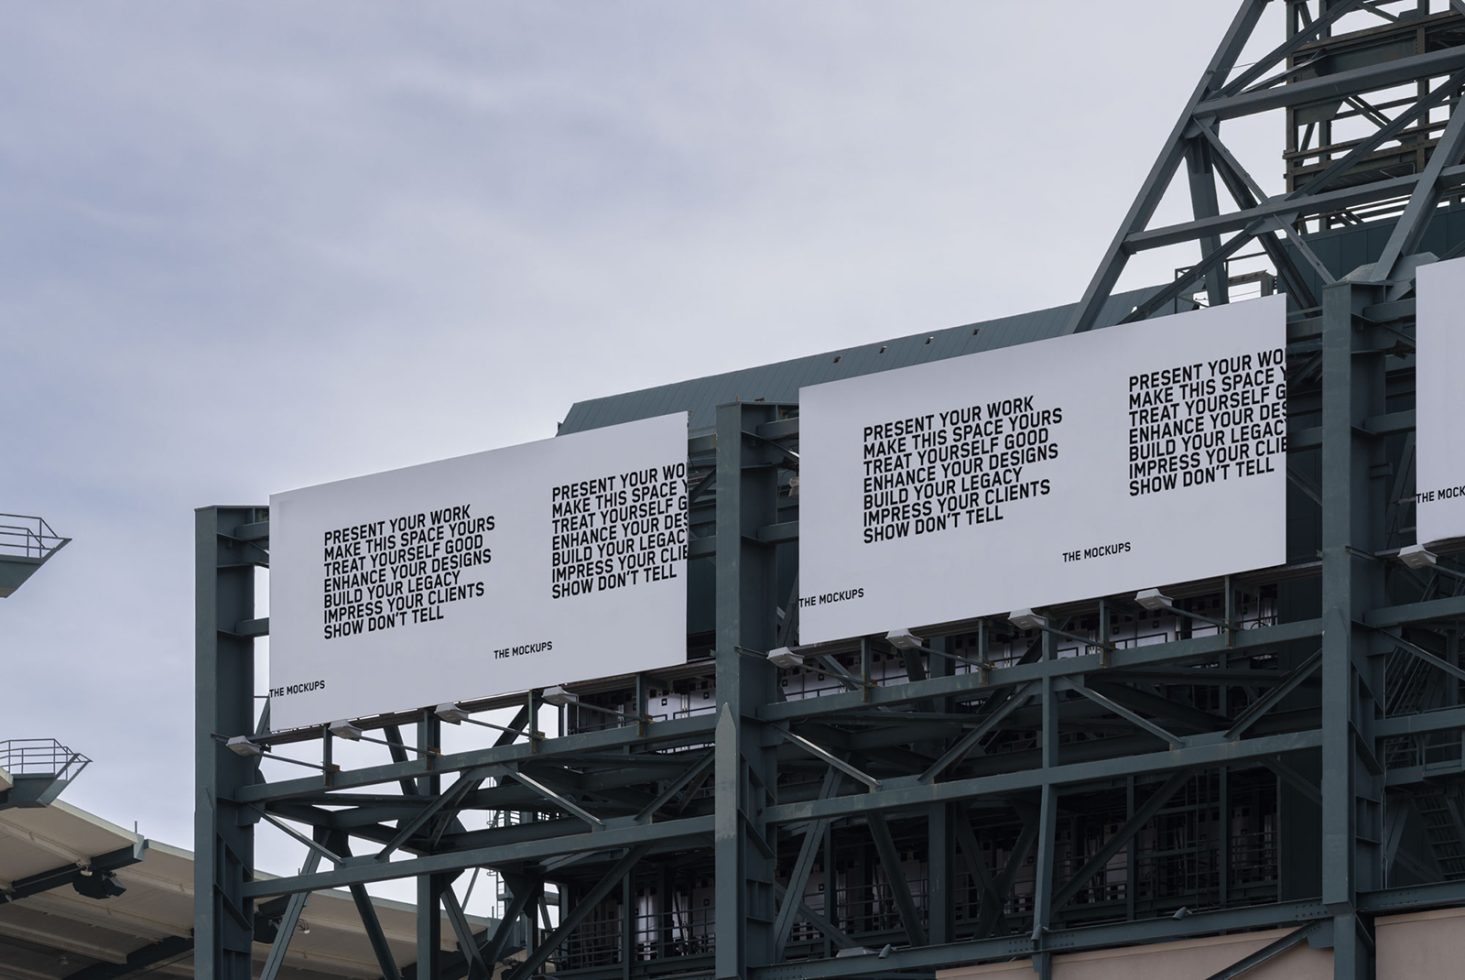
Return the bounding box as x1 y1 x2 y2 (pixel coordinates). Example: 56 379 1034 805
1416 257 1465 546
268 413 689 730
798 295 1287 645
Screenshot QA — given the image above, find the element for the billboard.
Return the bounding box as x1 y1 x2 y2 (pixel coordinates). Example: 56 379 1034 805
268 413 689 730
1416 256 1465 546
797 295 1287 645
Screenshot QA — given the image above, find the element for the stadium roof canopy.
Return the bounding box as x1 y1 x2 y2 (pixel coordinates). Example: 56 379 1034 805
0 787 495 979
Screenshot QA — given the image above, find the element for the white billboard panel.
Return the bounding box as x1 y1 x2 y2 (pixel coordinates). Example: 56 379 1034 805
798 296 1287 644
1416 257 1465 546
268 413 689 730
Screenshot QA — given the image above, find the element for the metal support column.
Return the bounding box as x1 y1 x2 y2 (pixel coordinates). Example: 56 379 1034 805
1030 664 1060 977
417 713 445 977
714 402 782 978
194 506 268 980
1320 281 1385 979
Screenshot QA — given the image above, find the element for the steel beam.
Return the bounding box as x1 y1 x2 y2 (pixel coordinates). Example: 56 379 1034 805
752 898 1334 979
195 505 267 980
1371 79 1465 280
1320 280 1386 979
920 683 1035 783
0 843 143 905
1198 46 1465 121
1226 650 1322 739
241 815 712 898
764 730 1322 825
867 813 927 947
953 809 1003 935
761 618 1323 724
258 850 320 980
1205 920 1331 980
1067 0 1267 333
772 770 842 957
236 714 717 804
442 889 490 980
61 936 194 980
505 843 652 980
1051 770 1191 913
713 402 783 978
479 874 541 971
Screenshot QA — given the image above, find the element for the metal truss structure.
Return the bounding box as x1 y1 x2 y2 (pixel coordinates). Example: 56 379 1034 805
198 3 1465 978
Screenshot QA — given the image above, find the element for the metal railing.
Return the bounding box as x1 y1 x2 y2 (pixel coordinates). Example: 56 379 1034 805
0 739 90 781
0 514 69 561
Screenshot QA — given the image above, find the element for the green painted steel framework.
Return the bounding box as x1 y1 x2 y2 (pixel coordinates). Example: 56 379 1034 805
197 2 1465 978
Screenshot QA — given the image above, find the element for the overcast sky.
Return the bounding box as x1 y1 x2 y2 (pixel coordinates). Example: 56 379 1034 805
3 1 1288 900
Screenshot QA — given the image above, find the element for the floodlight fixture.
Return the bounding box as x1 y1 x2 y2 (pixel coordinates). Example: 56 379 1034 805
225 736 262 758
885 628 925 651
1135 588 1174 612
1401 544 1439 569
1005 607 1113 655
767 646 806 669
835 946 878 958
884 625 997 678
1133 588 1229 631
540 684 647 725
434 703 470 725
253 912 281 943
1008 608 1049 632
328 720 363 741
72 871 125 900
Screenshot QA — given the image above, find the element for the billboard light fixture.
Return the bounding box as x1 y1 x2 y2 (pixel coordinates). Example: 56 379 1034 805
1135 588 1174 612
225 736 263 758
434 703 471 725
541 684 648 725
885 628 924 651
885 627 996 678
439 702 544 742
316 721 434 757
1008 609 1049 632
836 947 878 958
1400 544 1439 569
1134 588 1230 632
328 720 363 741
767 647 806 669
1006 608 1112 655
